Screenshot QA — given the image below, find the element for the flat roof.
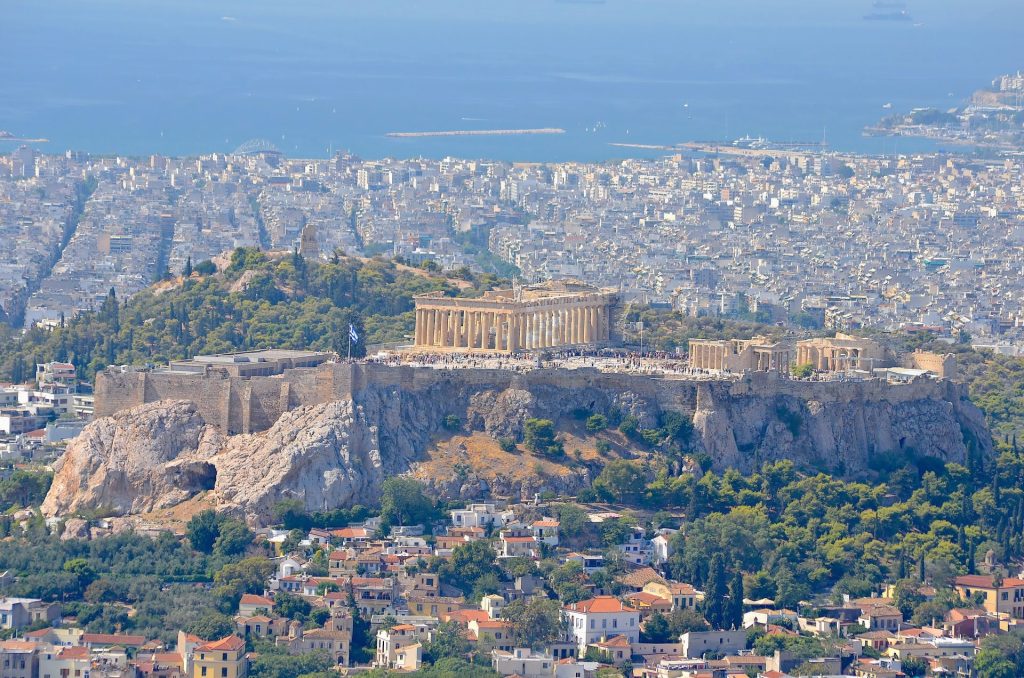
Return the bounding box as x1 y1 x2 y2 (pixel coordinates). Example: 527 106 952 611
187 350 332 364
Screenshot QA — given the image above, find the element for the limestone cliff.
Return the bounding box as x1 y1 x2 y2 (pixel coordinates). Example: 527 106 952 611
42 367 994 524
41 400 222 517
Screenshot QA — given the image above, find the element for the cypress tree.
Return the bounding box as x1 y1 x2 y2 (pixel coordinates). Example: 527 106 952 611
184 256 193 277
728 569 745 630
703 554 728 630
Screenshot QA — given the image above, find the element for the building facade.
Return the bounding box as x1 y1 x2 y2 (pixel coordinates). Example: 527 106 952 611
413 281 617 353
688 336 793 373
795 334 889 372
562 596 640 651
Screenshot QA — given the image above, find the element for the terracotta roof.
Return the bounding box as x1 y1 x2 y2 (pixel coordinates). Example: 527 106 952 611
83 632 147 646
445 609 490 624
239 594 274 606
331 527 371 538
57 647 90 660
594 634 631 648
566 596 636 614
955 574 1024 588
0 641 37 651
502 536 537 543
196 635 245 652
626 592 670 606
239 615 273 623
617 567 665 588
532 520 560 527
858 603 902 618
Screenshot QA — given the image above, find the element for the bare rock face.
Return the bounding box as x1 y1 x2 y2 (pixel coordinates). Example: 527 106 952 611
211 400 401 520
43 368 995 526
41 400 222 518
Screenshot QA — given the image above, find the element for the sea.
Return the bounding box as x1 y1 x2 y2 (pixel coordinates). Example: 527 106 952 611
1 0 1022 162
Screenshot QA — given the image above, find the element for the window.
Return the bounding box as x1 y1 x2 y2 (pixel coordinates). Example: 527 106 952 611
221 669 227 677
201 668 207 677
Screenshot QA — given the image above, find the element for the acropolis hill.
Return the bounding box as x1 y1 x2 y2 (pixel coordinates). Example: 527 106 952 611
53 357 993 523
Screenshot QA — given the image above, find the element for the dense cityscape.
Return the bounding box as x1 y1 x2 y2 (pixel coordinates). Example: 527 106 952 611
2 0 1024 675
5 143 1024 350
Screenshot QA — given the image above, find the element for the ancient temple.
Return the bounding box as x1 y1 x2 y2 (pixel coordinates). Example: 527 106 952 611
412 280 617 353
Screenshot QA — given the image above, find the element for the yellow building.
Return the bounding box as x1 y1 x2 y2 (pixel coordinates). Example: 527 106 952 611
954 574 1024 619
192 635 247 678
642 581 700 611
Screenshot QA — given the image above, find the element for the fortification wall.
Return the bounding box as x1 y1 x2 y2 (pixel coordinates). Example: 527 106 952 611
95 362 970 437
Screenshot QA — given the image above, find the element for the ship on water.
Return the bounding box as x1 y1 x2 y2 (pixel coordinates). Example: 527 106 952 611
864 10 913 21
865 0 912 21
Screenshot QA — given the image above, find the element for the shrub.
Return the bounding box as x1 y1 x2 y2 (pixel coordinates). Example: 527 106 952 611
586 414 608 432
619 415 640 438
443 414 462 431
524 418 558 454
791 363 813 378
498 437 518 453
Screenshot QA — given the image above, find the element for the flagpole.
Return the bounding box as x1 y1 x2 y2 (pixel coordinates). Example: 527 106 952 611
348 333 352 362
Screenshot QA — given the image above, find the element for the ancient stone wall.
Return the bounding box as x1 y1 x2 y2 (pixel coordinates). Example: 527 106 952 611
95 362 974 438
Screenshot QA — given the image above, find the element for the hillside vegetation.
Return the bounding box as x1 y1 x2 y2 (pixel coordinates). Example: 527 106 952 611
0 248 501 383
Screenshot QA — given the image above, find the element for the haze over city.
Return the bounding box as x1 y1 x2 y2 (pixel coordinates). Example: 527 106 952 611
1 3 1024 678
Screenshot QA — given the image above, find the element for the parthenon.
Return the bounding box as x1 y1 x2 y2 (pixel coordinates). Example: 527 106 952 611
412 280 618 353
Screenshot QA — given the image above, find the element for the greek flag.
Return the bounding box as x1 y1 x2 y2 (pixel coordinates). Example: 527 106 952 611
348 324 359 343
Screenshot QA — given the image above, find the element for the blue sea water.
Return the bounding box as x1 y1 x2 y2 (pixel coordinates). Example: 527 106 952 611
0 0 1021 162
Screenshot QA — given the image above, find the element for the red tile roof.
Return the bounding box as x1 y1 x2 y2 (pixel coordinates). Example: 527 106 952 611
196 635 245 652
83 633 147 646
955 574 1024 588
566 596 636 614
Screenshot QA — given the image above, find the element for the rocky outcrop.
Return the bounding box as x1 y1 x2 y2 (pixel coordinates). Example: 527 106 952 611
212 400 407 519
43 367 994 524
41 400 222 517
